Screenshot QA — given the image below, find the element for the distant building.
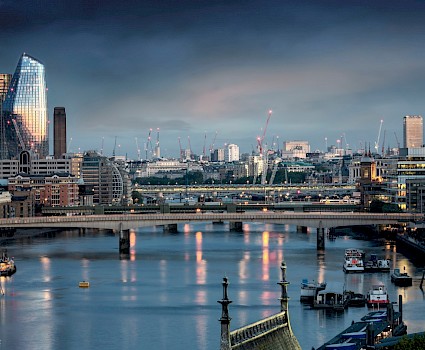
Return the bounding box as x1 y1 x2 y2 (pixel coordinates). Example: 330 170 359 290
282 141 310 159
2 53 49 159
0 74 11 101
54 107 67 159
225 144 239 162
211 149 225 162
81 151 130 205
403 115 423 148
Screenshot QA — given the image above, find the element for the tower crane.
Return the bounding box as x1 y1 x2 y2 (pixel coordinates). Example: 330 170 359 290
145 128 153 160
257 109 272 155
187 136 192 159
178 137 183 160
394 132 400 149
381 130 386 156
202 132 207 158
112 136 117 157
209 131 218 154
135 137 141 161
374 119 383 154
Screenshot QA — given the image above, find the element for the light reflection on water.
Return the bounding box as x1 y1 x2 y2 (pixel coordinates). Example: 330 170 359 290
0 223 423 350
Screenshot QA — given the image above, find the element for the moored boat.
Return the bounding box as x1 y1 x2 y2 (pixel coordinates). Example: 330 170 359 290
344 291 366 307
343 249 364 273
0 250 16 277
300 279 327 303
366 284 390 308
312 291 348 311
391 267 412 287
364 254 390 273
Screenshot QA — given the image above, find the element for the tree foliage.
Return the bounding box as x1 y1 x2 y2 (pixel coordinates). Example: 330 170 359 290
394 334 425 350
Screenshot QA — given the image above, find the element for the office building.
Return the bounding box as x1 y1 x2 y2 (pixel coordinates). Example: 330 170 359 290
54 107 67 158
0 74 11 101
403 115 423 148
225 144 240 162
2 53 48 159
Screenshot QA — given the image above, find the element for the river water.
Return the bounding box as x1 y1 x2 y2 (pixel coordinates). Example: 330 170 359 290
0 222 424 350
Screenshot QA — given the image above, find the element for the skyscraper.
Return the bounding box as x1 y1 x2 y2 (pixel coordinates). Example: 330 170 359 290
1 53 48 159
54 107 67 159
403 115 423 148
0 74 12 159
0 74 11 101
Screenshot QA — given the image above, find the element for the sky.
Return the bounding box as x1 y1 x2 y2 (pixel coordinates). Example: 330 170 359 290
1 0 425 159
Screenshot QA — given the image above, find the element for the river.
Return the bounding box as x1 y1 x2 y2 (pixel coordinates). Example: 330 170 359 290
0 222 424 350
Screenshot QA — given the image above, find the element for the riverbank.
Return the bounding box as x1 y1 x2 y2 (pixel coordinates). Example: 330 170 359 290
0 228 62 245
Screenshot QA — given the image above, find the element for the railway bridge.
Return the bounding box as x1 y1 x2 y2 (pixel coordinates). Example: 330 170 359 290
0 211 419 255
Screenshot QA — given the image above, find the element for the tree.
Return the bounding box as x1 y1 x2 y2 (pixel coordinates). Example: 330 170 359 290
394 334 425 349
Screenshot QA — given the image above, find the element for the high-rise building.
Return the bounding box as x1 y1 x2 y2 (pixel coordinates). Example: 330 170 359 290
0 74 11 101
225 144 240 162
54 107 67 159
403 115 423 148
0 74 12 159
2 53 48 159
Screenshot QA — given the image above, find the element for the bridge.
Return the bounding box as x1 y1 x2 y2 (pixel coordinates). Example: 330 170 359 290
0 212 419 231
1 211 420 255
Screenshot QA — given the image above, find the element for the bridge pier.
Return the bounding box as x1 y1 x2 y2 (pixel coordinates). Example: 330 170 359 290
229 221 243 232
163 224 178 233
119 225 130 259
317 221 325 250
296 226 308 233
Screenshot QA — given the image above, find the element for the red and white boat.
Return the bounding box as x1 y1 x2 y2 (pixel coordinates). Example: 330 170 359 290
366 285 390 308
343 249 364 273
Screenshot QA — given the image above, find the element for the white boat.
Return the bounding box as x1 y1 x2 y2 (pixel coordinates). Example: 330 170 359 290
300 279 327 302
0 250 16 277
366 284 390 308
343 249 364 273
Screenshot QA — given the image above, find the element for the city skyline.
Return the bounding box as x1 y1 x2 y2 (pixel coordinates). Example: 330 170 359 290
2 1 425 159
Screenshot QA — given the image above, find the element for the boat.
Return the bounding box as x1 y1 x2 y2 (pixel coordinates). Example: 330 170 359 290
366 285 390 308
344 291 366 307
312 291 348 311
343 249 364 273
0 250 16 277
391 267 412 287
300 279 327 303
364 254 390 272
79 281 90 288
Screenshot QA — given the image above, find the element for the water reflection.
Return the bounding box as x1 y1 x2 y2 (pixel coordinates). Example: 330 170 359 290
196 231 206 285
262 231 270 281
40 255 51 282
130 229 137 261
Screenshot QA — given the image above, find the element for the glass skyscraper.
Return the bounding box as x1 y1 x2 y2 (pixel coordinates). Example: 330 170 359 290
1 53 48 159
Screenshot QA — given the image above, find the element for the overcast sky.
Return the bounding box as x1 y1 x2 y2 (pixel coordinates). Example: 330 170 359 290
1 0 425 159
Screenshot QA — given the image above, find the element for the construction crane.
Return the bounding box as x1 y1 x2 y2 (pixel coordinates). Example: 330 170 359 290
100 137 104 155
257 109 272 155
178 137 183 160
374 119 384 154
209 131 218 154
154 128 160 158
112 136 117 157
135 137 141 161
145 128 153 160
394 132 400 149
381 130 386 156
187 136 192 159
202 132 207 158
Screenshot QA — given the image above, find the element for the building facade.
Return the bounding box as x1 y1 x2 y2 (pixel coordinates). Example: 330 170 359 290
2 53 48 159
225 144 240 162
54 107 67 159
403 115 423 148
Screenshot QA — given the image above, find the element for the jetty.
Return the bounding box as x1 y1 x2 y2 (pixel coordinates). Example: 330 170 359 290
315 295 407 350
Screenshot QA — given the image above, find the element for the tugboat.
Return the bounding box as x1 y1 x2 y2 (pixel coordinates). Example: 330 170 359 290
300 279 327 303
391 267 412 287
343 249 365 273
0 250 16 277
366 284 390 308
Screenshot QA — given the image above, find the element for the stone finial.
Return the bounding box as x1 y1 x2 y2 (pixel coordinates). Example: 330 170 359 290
278 261 290 312
218 277 232 350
